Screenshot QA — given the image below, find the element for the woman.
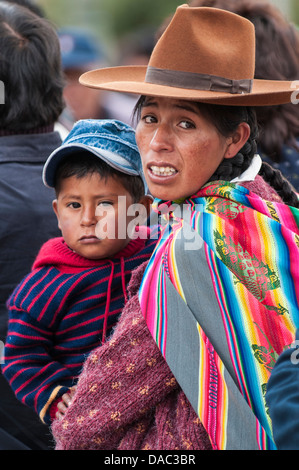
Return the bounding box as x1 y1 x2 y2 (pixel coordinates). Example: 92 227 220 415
52 5 299 450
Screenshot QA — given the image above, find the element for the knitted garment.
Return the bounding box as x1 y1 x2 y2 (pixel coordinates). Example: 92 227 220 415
2 227 157 425
52 261 212 450
139 177 299 449
238 175 283 203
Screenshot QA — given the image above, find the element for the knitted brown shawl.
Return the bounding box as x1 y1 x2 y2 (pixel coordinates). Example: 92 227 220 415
51 261 212 450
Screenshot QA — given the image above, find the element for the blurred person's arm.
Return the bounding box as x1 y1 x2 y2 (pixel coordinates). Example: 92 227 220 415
266 328 299 450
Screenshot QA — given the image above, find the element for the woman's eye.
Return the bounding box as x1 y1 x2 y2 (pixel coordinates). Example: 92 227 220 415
142 114 156 124
179 120 195 129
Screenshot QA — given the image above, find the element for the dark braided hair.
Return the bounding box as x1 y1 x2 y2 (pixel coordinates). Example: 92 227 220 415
133 97 299 208
200 103 299 208
206 105 258 182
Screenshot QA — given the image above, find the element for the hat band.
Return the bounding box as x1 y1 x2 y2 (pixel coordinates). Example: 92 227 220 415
145 66 253 95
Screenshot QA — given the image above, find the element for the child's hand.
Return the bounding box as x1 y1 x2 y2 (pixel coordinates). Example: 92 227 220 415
56 386 77 420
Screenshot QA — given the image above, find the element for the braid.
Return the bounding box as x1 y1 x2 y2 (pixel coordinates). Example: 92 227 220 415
200 103 299 209
259 162 299 208
209 131 257 182
208 105 258 183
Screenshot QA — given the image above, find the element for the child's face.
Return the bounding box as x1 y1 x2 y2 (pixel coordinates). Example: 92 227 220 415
53 172 141 259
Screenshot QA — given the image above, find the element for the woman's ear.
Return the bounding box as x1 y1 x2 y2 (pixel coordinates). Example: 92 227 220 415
224 122 251 159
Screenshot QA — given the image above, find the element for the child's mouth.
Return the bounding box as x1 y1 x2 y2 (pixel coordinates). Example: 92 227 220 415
79 235 99 244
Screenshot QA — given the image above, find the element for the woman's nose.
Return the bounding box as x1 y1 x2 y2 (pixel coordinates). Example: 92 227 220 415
149 125 173 152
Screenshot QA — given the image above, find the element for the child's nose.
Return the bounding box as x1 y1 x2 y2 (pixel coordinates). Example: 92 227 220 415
81 207 97 226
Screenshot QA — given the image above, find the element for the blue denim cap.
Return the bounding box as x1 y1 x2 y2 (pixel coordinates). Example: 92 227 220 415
43 119 147 193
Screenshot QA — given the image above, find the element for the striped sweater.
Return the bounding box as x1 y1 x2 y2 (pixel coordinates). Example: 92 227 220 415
2 226 157 424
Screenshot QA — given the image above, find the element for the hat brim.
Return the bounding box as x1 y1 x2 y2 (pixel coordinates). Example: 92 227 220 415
79 66 296 106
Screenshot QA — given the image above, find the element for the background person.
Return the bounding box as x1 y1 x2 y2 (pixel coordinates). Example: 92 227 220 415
58 28 109 132
266 328 299 450
0 1 64 449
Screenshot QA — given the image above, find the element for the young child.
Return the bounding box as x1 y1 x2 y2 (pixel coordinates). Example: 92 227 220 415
1 119 157 425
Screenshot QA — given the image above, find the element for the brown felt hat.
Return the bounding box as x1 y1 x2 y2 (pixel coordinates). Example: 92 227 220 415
79 4 296 106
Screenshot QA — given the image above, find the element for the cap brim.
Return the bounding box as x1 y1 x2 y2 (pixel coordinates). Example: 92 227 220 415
79 66 295 106
43 143 141 188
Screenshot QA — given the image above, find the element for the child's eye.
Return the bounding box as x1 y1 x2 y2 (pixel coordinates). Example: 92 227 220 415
67 202 81 209
98 201 113 207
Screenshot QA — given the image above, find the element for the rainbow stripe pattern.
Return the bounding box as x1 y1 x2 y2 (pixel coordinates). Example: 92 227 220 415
139 181 299 450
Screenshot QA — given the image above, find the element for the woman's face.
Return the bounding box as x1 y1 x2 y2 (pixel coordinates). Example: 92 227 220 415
135 97 232 201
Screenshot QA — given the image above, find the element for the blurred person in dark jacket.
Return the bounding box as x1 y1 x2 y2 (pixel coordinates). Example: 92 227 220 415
0 1 64 449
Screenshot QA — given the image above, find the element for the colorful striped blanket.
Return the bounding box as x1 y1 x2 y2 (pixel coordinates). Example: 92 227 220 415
139 181 299 450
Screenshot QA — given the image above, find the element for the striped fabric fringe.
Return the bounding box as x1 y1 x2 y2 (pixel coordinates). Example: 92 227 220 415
139 181 299 450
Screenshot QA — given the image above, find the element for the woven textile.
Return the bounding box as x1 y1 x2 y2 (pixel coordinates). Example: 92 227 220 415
139 181 299 450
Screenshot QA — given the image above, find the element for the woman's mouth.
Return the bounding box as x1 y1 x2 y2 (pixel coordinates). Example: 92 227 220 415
149 165 177 177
